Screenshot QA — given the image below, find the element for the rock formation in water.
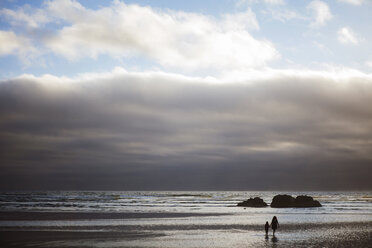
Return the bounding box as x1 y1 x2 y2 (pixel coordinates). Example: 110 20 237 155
270 194 322 208
237 197 268 207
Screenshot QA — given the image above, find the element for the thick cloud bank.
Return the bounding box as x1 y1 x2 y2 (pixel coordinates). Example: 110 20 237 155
1 69 371 190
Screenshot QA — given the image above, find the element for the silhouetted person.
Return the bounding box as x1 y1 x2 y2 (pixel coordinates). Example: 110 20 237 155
265 221 270 234
271 216 279 235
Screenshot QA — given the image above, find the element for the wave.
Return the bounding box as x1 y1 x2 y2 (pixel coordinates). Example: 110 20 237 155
1 191 371 215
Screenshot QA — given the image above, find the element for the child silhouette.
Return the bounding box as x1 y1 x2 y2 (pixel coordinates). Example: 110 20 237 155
265 221 270 234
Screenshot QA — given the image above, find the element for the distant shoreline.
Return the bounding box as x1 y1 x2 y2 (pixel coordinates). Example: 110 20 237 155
0 211 229 221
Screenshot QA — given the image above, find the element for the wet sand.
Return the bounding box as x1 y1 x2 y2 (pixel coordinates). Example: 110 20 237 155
0 226 371 248
0 211 371 247
0 230 164 247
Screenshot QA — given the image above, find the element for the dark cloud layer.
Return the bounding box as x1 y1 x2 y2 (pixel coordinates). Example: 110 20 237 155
1 71 372 190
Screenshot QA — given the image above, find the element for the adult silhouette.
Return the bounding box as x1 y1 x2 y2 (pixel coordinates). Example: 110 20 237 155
271 216 279 235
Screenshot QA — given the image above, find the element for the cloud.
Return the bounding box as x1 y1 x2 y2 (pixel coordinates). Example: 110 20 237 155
0 5 50 28
1 0 279 72
0 30 40 66
222 9 259 31
1 68 372 189
262 9 305 23
307 0 333 28
263 0 286 5
366 61 372 69
337 27 361 45
338 0 364 5
237 0 285 6
0 30 33 56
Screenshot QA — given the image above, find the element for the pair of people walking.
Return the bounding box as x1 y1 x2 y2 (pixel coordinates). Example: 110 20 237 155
265 216 279 235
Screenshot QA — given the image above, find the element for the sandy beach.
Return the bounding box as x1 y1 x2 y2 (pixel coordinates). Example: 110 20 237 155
1 210 371 248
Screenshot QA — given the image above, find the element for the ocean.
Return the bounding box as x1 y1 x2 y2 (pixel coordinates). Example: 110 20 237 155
0 191 371 247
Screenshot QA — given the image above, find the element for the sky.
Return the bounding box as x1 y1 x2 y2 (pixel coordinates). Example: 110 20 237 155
0 0 371 190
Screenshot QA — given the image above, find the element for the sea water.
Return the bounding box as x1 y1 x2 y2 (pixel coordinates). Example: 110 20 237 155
1 191 371 215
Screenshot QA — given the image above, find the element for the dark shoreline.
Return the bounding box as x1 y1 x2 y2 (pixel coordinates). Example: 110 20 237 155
0 230 165 248
0 211 229 221
1 221 371 232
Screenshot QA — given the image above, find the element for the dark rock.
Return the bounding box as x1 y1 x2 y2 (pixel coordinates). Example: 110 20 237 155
294 195 322 207
237 197 268 207
270 194 295 208
270 194 322 208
